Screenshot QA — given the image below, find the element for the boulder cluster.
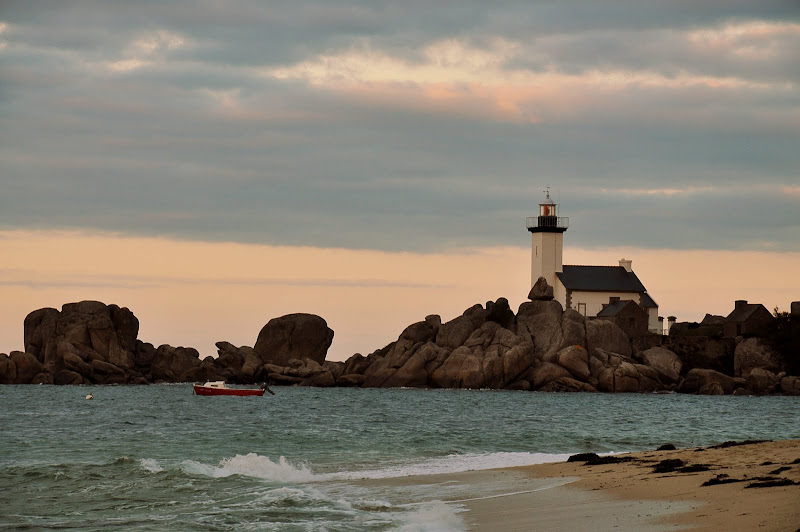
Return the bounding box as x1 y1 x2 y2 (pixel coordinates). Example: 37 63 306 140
0 302 334 386
321 293 798 395
1 282 798 395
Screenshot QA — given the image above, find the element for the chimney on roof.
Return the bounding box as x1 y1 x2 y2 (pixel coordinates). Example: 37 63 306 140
667 316 676 334
735 300 748 309
619 258 632 272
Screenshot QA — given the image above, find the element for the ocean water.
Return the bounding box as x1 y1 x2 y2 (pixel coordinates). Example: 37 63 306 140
1 385 798 530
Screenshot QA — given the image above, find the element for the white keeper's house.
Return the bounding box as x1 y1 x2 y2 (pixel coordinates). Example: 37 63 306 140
527 190 661 334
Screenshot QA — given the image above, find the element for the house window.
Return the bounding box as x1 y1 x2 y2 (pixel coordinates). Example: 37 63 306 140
578 303 586 316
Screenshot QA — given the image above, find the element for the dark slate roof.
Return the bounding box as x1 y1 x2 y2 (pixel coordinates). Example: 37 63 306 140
557 265 647 293
725 303 771 323
640 292 658 308
596 300 635 317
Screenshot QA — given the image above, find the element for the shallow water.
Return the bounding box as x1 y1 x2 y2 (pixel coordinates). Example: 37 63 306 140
1 385 798 530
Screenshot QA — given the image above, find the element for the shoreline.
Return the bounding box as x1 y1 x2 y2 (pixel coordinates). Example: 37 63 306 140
462 439 800 531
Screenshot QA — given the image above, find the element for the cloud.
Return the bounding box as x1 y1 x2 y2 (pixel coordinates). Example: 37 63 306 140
104 30 186 72
783 185 800 198
263 22 794 125
606 186 716 197
0 2 798 253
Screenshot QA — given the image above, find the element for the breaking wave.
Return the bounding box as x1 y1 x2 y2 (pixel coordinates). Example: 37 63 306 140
177 451 572 483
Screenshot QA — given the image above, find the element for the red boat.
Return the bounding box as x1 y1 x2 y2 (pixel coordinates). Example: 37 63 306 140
193 381 266 397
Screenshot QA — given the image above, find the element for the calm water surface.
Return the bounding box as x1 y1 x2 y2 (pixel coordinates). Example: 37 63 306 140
1 385 798 530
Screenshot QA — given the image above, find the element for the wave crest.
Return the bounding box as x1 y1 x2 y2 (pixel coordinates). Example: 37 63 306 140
182 453 316 483
140 458 164 473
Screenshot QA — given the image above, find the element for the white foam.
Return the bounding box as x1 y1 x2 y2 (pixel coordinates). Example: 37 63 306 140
329 452 574 481
449 477 577 503
181 453 316 483
179 451 572 484
394 500 465 532
140 458 163 473
257 486 334 506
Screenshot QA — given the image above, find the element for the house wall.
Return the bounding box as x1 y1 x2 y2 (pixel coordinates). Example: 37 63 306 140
567 290 643 317
531 232 563 288
647 307 660 333
554 278 568 310
745 306 775 334
597 304 649 338
723 306 775 337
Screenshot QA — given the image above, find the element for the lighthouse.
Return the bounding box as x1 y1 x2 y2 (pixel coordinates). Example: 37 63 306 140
526 188 568 288
525 192 662 334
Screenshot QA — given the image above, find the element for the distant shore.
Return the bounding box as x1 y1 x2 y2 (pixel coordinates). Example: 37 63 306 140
462 439 800 531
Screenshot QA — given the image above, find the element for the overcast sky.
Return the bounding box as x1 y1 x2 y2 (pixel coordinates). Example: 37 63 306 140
1 2 799 359
2 1 798 252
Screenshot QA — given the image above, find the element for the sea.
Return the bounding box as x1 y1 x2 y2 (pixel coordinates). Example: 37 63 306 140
1 385 798 531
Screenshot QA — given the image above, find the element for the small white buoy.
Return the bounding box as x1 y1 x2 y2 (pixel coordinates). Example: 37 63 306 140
85 394 93 400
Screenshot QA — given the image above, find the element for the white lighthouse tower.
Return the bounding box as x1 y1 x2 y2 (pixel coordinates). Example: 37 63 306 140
526 188 569 288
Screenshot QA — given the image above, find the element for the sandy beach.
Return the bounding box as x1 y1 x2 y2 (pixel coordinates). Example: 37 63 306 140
463 439 800 531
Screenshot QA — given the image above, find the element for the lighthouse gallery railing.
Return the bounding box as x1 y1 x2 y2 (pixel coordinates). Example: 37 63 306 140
526 216 569 230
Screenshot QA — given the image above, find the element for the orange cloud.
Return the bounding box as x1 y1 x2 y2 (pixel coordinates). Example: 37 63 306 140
688 21 800 59
262 27 785 123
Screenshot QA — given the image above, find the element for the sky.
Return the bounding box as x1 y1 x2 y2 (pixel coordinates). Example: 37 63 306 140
1 1 798 361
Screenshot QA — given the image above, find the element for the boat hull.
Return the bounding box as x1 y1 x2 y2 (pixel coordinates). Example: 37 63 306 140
193 385 265 397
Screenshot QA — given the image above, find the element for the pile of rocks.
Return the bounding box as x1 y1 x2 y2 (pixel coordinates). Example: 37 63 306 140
1 281 797 395
0 302 334 386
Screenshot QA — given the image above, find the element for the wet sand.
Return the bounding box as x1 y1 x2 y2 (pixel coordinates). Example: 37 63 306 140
463 439 800 531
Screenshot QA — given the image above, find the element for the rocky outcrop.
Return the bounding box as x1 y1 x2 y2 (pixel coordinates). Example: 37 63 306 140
556 345 590 381
25 301 139 368
745 368 778 395
0 354 16 384
517 299 563 361
528 276 554 301
0 301 337 386
559 310 587 351
590 349 661 393
14 301 141 384
586 319 632 359
530 362 573 389
254 313 334 366
679 369 743 395
634 335 734 375
779 375 800 395
11 351 43 383
734 338 781 378
2 298 798 395
151 345 202 382
435 315 475 349
641 347 682 385
330 296 667 393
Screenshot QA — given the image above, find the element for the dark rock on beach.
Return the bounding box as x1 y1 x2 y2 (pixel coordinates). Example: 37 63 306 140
702 475 745 486
567 453 601 463
583 456 636 466
652 459 686 473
